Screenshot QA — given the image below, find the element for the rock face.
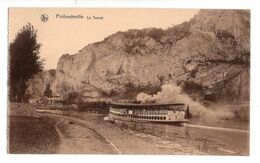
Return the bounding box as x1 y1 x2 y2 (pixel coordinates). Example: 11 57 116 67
26 69 56 98
28 9 250 104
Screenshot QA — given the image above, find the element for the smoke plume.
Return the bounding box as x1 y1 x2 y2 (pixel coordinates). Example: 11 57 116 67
136 83 234 122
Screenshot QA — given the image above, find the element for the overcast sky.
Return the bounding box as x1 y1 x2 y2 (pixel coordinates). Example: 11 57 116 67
9 8 199 69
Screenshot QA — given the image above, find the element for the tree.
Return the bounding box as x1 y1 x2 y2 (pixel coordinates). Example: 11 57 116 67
44 83 53 98
9 23 44 102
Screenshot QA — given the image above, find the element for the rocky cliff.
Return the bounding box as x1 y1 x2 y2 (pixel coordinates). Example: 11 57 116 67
26 69 56 98
28 9 250 104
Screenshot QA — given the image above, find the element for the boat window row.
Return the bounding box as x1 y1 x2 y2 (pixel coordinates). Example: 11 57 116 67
131 110 168 115
131 110 186 115
110 108 186 116
128 115 167 120
109 112 167 120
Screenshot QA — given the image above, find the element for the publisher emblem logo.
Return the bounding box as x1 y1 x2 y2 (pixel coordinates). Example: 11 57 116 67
40 14 49 22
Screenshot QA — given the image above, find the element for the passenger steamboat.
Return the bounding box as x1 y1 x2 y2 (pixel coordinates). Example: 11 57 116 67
108 102 190 123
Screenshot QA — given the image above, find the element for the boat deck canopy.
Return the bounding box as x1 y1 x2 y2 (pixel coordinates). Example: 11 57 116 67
110 102 186 109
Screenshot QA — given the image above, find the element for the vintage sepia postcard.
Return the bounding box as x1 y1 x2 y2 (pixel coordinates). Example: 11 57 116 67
8 8 250 155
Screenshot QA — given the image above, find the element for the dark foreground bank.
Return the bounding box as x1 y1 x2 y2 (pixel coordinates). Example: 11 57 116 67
8 116 60 154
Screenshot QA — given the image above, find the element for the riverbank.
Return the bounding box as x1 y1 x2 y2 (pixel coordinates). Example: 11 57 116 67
8 103 116 154
8 102 248 155
8 103 205 154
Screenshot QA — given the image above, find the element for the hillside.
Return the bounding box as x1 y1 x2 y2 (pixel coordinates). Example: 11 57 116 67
27 9 250 105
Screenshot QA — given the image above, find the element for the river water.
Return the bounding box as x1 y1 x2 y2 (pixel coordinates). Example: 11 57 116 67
121 121 249 155
41 110 249 155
